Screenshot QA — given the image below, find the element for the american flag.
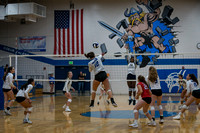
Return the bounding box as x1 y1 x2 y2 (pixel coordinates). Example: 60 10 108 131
54 9 84 55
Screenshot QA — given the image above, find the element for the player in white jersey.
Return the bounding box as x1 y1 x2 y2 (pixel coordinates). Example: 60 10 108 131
146 66 164 124
177 74 187 109
16 78 34 124
85 52 117 107
2 66 16 115
173 74 200 120
62 71 75 112
126 56 137 105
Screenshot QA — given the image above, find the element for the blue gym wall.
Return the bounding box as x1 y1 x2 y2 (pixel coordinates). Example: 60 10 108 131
0 67 4 110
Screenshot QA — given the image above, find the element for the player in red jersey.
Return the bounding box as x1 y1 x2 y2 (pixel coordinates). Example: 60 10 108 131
129 75 156 128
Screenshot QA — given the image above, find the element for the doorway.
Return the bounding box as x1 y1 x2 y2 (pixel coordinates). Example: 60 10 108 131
55 66 90 94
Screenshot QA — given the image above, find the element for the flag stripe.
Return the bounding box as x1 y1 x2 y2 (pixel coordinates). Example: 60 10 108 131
54 29 57 54
60 29 63 55
71 10 75 54
56 29 59 54
63 29 65 55
70 11 72 54
58 28 61 55
76 10 79 54
67 28 70 55
81 9 84 54
74 10 77 55
79 10 82 54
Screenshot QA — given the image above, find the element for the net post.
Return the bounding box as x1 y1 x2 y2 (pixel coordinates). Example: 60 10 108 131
15 55 17 80
9 55 12 66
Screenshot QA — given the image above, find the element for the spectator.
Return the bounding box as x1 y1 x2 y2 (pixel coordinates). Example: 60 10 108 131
78 71 85 95
49 73 55 94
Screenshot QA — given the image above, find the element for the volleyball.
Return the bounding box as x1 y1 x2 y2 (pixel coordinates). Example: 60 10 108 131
92 42 99 48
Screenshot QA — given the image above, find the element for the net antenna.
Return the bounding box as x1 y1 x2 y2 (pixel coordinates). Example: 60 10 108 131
15 36 18 80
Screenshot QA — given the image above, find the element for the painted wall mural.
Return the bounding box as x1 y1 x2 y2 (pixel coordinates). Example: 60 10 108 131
99 0 179 68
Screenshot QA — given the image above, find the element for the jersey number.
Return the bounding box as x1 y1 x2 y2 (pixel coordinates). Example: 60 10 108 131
194 82 197 87
144 84 148 90
94 61 99 68
92 58 99 68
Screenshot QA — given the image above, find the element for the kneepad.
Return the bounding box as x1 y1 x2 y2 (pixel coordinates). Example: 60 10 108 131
182 105 188 109
27 107 33 112
133 110 138 113
68 99 72 103
150 106 155 111
11 99 15 102
107 89 111 93
129 88 132 92
159 105 163 110
132 88 136 92
92 90 96 93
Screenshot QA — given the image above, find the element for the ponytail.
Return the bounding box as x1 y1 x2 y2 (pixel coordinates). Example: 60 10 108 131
189 74 199 85
138 75 149 88
20 78 34 90
20 83 29 90
84 52 95 59
3 66 13 81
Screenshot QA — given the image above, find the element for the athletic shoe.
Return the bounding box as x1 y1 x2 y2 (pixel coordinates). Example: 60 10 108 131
23 118 27 123
5 110 11 116
129 99 132 105
178 105 182 110
63 104 66 109
65 108 71 112
27 119 32 124
89 103 94 107
111 102 118 107
148 121 156 126
159 119 164 124
179 105 189 110
173 114 181 120
23 118 32 124
106 100 110 105
133 100 136 105
97 102 100 105
129 122 138 128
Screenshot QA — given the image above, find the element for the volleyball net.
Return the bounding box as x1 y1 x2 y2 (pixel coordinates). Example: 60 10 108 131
7 53 200 94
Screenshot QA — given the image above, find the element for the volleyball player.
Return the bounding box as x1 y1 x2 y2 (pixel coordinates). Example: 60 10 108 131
173 74 200 120
85 52 117 107
129 75 156 128
62 71 75 112
2 66 16 115
16 78 34 124
97 83 110 105
177 74 187 109
127 56 136 105
146 66 164 124
12 74 19 95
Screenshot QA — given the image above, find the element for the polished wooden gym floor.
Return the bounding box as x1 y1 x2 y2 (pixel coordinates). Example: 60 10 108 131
0 94 200 133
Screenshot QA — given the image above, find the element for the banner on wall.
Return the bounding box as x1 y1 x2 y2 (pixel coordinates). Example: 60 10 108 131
157 69 197 93
18 36 46 52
